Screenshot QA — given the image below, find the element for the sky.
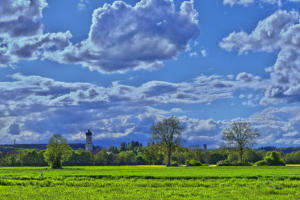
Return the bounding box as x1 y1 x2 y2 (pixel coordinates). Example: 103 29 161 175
1 0 300 148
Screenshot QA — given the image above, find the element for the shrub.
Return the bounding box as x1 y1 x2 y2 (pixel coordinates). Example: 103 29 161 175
255 160 268 166
185 160 202 166
216 160 252 166
255 151 285 166
170 161 179 167
216 160 232 166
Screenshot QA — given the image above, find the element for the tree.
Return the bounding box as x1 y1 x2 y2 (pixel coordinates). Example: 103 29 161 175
119 142 127 152
95 148 109 165
222 122 259 163
151 116 184 166
44 134 72 169
256 151 285 166
144 143 164 165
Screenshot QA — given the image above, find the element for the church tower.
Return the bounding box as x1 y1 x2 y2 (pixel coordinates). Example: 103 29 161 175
85 130 93 151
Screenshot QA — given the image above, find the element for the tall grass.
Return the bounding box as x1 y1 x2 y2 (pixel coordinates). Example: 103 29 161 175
0 166 299 199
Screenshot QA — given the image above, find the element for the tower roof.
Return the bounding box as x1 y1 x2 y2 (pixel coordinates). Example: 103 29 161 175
86 130 92 136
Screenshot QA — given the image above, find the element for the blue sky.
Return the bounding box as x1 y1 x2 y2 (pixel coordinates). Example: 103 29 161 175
1 0 300 148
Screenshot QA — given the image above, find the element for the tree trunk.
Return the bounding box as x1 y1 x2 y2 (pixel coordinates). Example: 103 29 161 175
167 149 171 166
239 148 243 163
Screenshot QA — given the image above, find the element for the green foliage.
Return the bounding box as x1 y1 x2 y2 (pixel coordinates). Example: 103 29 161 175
222 122 260 162
216 160 232 166
144 143 164 165
208 152 227 164
285 151 300 164
170 161 179 167
21 150 47 166
0 166 299 200
217 160 252 166
151 116 184 166
246 149 265 163
94 148 109 165
44 134 72 169
185 159 202 166
117 151 136 165
136 153 147 165
63 149 94 166
256 151 285 166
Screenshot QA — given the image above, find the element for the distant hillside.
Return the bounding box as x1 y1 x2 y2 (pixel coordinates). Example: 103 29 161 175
258 146 300 154
0 143 85 152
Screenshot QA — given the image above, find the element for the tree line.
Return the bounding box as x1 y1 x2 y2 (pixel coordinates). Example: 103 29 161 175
0 117 300 168
1 142 300 167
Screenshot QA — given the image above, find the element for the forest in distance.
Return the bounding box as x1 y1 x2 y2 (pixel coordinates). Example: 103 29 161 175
1 118 300 168
1 142 300 167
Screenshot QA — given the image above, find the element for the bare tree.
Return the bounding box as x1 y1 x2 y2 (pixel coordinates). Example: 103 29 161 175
222 122 259 163
151 116 183 166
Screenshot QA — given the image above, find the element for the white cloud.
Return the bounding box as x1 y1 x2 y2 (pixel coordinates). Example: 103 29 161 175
0 73 299 147
220 10 300 104
77 0 89 10
0 0 72 67
223 0 255 7
50 0 200 73
223 0 300 6
0 72 266 144
201 49 207 57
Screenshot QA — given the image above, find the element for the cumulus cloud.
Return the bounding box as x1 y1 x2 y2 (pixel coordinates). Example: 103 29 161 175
77 0 89 10
223 0 255 7
8 123 21 135
223 0 300 6
0 72 266 144
0 73 298 147
50 0 200 73
220 10 300 104
0 0 47 37
0 0 200 72
0 0 73 67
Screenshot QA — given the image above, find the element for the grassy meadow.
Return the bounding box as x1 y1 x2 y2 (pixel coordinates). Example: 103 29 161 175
0 165 300 199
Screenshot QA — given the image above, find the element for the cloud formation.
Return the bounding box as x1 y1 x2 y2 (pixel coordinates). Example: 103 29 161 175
49 0 200 72
0 0 72 67
220 10 300 104
0 0 47 37
223 0 300 6
0 72 265 145
0 0 200 73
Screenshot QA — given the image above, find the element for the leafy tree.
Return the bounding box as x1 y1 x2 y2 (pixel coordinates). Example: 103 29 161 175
117 151 136 165
21 150 41 166
208 152 227 164
256 151 285 166
95 148 109 165
151 116 184 166
108 146 119 154
136 152 147 165
222 122 259 163
119 142 127 152
246 149 265 163
144 143 160 165
64 149 94 166
285 151 300 164
44 134 72 169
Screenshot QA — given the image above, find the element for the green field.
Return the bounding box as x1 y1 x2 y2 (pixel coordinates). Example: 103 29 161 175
0 166 300 200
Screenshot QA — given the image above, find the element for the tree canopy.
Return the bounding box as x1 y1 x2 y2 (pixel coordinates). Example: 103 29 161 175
44 134 72 169
222 122 259 163
151 116 184 166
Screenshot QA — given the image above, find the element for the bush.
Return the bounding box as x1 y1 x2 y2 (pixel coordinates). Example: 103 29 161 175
170 161 179 167
185 160 202 167
216 160 232 166
255 151 285 166
255 160 268 166
216 160 252 166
